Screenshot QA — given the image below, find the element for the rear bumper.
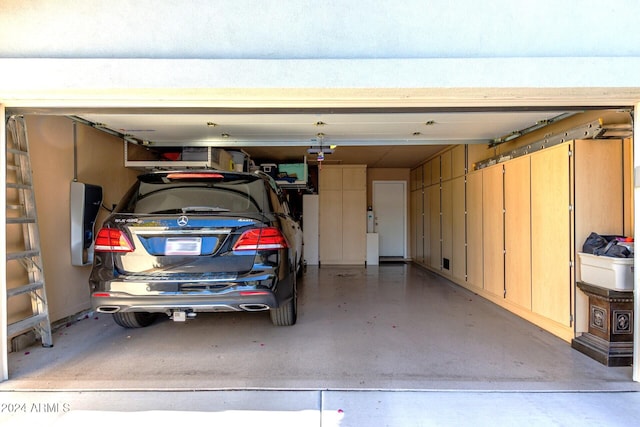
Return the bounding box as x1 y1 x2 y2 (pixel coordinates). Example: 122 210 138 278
90 262 295 314
92 291 279 314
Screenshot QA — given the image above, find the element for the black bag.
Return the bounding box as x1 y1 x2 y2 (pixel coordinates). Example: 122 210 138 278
582 232 631 258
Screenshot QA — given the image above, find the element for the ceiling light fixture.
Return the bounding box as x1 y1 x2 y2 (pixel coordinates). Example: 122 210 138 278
308 133 334 169
315 121 326 127
207 122 217 127
425 120 436 126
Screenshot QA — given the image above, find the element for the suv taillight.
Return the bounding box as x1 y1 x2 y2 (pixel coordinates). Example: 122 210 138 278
233 227 289 251
94 228 134 252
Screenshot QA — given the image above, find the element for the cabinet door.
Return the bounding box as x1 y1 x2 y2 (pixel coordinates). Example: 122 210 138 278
504 156 531 310
482 164 504 298
343 166 366 190
428 184 441 270
441 150 452 181
430 157 441 186
319 166 343 190
319 190 343 263
410 169 418 192
422 184 431 265
411 190 424 263
452 145 466 178
422 161 431 188
466 171 483 289
451 176 466 282
343 189 366 263
441 180 453 275
531 144 571 326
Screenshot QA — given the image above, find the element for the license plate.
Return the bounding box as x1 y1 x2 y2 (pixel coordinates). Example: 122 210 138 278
165 237 202 255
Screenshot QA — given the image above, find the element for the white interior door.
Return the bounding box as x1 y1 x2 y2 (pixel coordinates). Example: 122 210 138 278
373 181 406 258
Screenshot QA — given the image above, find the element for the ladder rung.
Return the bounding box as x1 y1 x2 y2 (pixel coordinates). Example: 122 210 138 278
7 281 45 298
6 217 37 224
6 183 33 190
7 148 29 156
6 250 41 261
7 313 49 338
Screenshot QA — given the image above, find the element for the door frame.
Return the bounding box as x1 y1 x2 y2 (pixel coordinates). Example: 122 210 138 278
372 180 408 259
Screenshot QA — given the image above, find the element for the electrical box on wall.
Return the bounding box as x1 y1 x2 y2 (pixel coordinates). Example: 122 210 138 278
70 181 103 266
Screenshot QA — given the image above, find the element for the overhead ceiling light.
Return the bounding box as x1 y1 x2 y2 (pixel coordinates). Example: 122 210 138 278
425 120 436 126
315 121 326 127
207 122 217 127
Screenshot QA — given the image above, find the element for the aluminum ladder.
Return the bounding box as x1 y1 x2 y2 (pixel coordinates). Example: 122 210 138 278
5 115 53 348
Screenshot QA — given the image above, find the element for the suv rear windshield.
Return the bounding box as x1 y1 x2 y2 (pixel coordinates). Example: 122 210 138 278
115 173 272 214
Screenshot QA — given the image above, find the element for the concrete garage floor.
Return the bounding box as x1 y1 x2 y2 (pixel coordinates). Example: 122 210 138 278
2 264 640 425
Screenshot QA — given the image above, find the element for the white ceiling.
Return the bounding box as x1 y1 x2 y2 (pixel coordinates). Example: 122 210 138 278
77 109 570 168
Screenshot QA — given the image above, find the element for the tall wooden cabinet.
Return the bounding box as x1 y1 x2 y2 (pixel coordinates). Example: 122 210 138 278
482 164 504 299
319 165 367 265
409 138 626 342
410 167 425 264
530 143 572 326
504 156 532 310
466 170 483 290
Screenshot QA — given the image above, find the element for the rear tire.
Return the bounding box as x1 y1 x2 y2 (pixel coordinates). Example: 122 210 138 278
270 272 297 326
112 311 158 328
296 250 305 279
270 298 297 326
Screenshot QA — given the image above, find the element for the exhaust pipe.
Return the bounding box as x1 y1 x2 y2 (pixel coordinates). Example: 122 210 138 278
96 306 120 313
239 304 270 312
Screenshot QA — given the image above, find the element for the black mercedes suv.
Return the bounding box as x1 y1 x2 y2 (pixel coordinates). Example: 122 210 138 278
88 170 303 328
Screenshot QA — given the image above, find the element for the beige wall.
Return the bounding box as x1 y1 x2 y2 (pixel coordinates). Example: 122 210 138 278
8 116 139 323
367 168 410 207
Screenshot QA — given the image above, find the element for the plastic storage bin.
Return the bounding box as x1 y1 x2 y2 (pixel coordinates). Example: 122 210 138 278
277 163 307 182
260 164 278 179
578 252 634 291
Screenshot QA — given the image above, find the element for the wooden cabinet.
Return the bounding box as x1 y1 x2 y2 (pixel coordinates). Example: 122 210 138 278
422 161 432 188
452 145 466 178
440 175 466 279
482 164 505 299
466 170 483 290
410 168 418 192
319 165 367 265
408 138 626 342
428 184 441 270
410 166 424 191
411 189 424 263
441 150 452 181
504 156 531 310
430 157 440 185
531 143 572 326
451 176 466 282
441 180 453 275
422 183 431 264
